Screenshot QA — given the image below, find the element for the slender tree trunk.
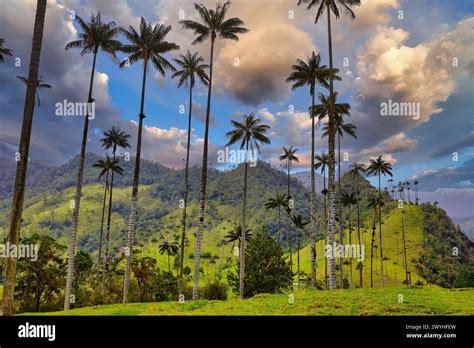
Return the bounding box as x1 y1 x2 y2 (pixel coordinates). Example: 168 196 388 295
323 169 327 286
101 145 117 296
326 4 337 290
178 82 193 297
355 173 363 288
401 208 409 284
370 222 375 288
2 0 47 316
64 38 99 313
278 207 281 243
338 133 343 288
297 231 301 289
378 174 384 287
168 252 171 273
309 88 317 287
123 56 148 303
97 172 109 277
287 159 293 292
239 142 249 298
348 205 352 288
193 38 215 300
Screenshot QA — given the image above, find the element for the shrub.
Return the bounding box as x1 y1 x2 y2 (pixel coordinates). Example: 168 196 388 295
202 281 228 300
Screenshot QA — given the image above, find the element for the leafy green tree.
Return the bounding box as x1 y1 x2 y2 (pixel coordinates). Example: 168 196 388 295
131 256 157 302
298 0 362 290
15 234 66 312
180 1 248 300
228 227 292 298
73 250 93 299
226 113 270 298
64 11 122 310
3 0 47 316
158 240 180 272
172 50 209 297
367 155 393 287
119 17 179 303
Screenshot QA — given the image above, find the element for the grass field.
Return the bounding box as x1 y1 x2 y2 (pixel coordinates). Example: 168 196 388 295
23 287 474 316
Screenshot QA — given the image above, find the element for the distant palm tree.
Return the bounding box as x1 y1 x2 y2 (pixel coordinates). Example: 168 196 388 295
414 180 419 205
367 155 393 287
289 213 310 288
279 146 299 290
119 17 179 303
319 92 356 288
298 0 362 291
93 156 124 278
2 0 47 316
224 225 252 252
286 51 333 287
16 75 51 107
0 37 13 62
226 113 270 298
63 11 122 310
314 151 329 284
159 240 180 272
172 50 209 297
99 127 130 295
341 190 357 288
265 192 289 242
180 1 248 300
349 162 365 287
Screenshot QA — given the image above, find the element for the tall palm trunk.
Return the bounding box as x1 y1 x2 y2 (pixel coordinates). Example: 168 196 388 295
297 231 301 289
338 133 343 288
378 174 384 287
97 171 109 277
370 212 376 288
401 208 409 284
309 89 317 287
101 145 117 296
239 142 249 299
64 47 98 310
348 205 352 288
2 0 47 316
323 168 327 286
326 3 337 290
123 56 148 303
193 36 215 300
355 173 363 287
179 81 193 296
287 159 293 292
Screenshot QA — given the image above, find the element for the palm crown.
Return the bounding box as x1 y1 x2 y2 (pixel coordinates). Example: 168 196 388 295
101 126 131 151
297 0 361 22
172 50 209 88
179 2 249 44
314 152 330 174
65 12 121 61
265 192 290 211
225 113 271 152
93 155 124 180
119 17 179 75
279 146 300 168
366 155 393 178
0 38 13 63
350 162 366 177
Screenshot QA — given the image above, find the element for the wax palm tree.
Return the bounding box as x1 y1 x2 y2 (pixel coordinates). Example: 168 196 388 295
225 113 270 298
159 240 180 273
414 180 419 205
63 11 122 310
349 162 365 287
16 75 51 107
366 155 393 287
93 156 123 277
180 1 248 300
2 0 47 316
319 92 356 288
279 146 299 290
298 0 361 290
341 190 357 287
368 195 379 288
289 213 311 288
224 226 252 252
119 17 179 303
314 151 329 284
0 38 13 63
286 51 334 287
99 127 130 295
265 192 289 242
172 50 209 296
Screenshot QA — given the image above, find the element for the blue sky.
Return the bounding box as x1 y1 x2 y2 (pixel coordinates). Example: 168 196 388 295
0 0 473 204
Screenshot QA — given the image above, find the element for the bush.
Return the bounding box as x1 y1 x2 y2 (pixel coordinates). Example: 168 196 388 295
202 281 228 300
